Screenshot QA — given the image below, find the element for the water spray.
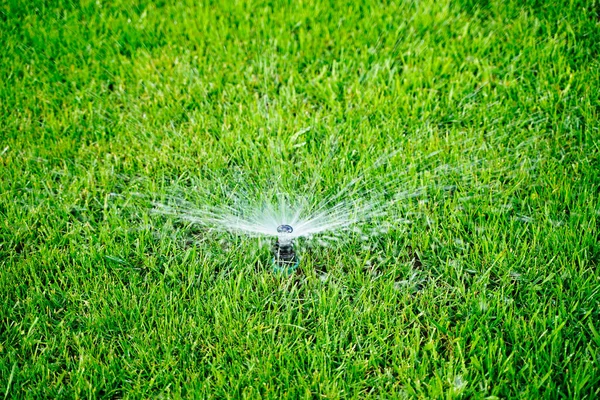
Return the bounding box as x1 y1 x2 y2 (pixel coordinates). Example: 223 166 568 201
273 224 299 274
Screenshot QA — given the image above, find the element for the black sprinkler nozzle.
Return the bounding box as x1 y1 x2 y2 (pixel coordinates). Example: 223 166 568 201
273 225 299 274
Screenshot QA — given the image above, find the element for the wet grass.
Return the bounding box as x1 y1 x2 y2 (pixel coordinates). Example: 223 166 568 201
1 0 600 398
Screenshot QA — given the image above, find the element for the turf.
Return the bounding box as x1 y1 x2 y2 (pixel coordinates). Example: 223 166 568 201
1 0 600 398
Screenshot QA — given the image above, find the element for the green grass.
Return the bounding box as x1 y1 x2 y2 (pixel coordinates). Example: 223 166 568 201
1 0 600 398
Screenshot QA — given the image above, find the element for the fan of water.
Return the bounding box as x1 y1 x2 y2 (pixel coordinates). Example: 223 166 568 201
155 188 387 239
153 177 398 272
152 151 419 272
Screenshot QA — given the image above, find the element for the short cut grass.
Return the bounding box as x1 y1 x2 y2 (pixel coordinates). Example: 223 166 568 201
1 0 599 398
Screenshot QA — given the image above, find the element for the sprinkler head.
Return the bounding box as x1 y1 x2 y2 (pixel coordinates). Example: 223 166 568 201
277 224 293 234
273 224 299 274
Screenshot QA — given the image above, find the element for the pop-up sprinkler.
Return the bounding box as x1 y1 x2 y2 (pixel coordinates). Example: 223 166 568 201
273 224 299 274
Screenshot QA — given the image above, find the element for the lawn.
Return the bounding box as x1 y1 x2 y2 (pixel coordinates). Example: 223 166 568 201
1 0 599 398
